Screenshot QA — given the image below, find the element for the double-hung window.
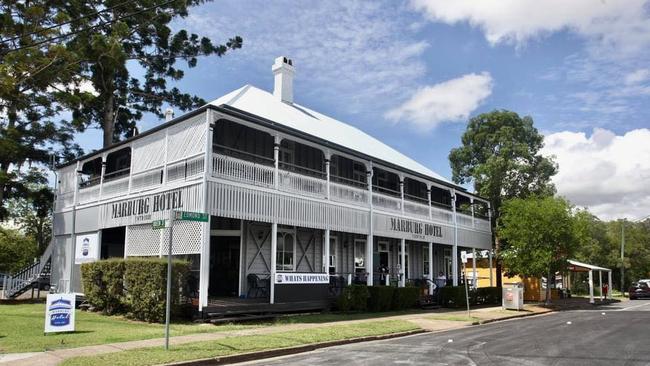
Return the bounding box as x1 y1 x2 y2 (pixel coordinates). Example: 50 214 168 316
354 239 366 269
276 229 295 271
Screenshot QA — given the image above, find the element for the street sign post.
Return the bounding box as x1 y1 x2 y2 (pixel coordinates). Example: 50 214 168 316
460 251 470 318
163 210 208 350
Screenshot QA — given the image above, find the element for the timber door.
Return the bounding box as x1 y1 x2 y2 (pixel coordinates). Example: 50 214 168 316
209 236 241 297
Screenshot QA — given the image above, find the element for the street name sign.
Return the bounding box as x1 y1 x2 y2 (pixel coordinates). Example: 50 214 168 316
175 211 209 222
152 220 166 229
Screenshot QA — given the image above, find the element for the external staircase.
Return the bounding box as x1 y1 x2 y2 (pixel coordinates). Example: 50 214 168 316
2 241 52 299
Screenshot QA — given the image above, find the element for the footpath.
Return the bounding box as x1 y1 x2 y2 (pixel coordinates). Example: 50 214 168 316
0 304 553 366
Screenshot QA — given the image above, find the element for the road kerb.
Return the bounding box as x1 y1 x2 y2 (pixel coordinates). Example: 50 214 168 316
477 309 555 325
165 329 427 366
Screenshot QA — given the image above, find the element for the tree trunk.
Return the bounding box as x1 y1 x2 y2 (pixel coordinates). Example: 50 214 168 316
102 93 115 148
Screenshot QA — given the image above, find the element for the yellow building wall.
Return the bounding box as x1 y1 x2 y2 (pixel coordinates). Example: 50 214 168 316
470 259 557 302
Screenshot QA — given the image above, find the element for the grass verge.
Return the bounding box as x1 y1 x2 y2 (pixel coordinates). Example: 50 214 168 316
61 320 419 366
428 314 480 322
0 303 258 353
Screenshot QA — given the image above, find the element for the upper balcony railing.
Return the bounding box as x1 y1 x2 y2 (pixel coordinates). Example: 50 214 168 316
210 152 491 231
56 153 204 210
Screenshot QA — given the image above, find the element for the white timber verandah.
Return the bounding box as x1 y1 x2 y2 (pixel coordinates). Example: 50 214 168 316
567 260 613 304
51 105 492 313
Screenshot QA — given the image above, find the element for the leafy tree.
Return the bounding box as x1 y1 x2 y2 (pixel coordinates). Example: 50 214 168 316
0 227 38 274
55 0 243 147
449 110 558 287
7 182 53 255
0 2 83 218
499 196 587 304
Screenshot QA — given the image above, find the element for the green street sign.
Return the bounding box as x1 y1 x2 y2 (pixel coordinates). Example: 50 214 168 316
152 219 166 230
175 211 209 222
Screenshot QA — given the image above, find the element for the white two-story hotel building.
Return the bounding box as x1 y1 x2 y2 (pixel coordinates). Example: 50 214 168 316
47 57 493 315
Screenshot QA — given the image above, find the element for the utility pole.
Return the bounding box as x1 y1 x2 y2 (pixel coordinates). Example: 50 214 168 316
621 215 650 295
620 221 625 295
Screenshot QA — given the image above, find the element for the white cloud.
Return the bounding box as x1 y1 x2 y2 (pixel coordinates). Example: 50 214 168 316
409 0 650 55
542 128 650 220
384 72 493 129
178 1 428 114
625 69 650 85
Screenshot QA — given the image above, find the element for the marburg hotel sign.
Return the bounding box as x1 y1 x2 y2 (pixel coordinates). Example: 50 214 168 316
110 190 184 221
384 216 443 241
99 184 203 228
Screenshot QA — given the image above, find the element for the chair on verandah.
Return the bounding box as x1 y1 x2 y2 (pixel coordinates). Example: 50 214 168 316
247 274 269 298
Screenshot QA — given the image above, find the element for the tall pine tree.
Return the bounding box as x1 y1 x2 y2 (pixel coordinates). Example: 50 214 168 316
59 0 242 147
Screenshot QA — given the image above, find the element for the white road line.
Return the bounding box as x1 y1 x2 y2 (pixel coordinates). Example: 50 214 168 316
618 301 650 311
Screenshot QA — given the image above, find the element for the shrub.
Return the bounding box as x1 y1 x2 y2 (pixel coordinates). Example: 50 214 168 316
439 286 502 308
367 286 395 312
439 286 468 308
80 258 190 323
336 284 369 312
391 286 420 310
124 259 189 322
123 258 189 322
476 287 501 305
80 259 125 315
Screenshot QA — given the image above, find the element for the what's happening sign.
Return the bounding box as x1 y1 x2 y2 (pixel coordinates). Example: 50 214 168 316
44 293 76 333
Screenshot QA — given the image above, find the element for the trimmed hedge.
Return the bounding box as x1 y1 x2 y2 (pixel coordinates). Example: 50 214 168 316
80 258 125 315
338 285 421 313
81 258 190 322
367 286 395 312
439 286 502 308
336 284 369 312
392 286 420 310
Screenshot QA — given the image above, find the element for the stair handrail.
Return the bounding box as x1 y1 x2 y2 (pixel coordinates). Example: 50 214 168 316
5 239 54 298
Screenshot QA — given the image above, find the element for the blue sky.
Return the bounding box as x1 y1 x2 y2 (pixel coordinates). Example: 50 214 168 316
76 1 650 220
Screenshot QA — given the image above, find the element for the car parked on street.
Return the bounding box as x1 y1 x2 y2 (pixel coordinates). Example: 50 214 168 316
629 282 650 299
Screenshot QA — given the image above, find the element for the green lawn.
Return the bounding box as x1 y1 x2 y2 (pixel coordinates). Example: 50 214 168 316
62 320 419 366
0 303 258 353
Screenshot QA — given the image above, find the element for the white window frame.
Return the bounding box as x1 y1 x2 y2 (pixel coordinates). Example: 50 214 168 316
443 247 452 279
276 228 296 272
329 236 338 273
354 239 366 269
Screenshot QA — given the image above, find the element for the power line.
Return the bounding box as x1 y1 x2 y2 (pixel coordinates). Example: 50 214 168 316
1 0 178 55
0 0 133 45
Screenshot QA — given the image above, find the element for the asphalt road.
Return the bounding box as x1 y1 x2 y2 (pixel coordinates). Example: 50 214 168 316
244 300 650 366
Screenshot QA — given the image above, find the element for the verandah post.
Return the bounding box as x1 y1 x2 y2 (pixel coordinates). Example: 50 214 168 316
399 238 406 287
428 242 434 295
451 189 459 286
270 222 278 304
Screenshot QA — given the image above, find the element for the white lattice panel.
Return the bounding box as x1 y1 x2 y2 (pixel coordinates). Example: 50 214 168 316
132 131 166 174
161 220 204 255
126 224 162 256
167 113 207 163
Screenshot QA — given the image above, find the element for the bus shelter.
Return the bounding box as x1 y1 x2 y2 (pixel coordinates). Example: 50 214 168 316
567 260 612 304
